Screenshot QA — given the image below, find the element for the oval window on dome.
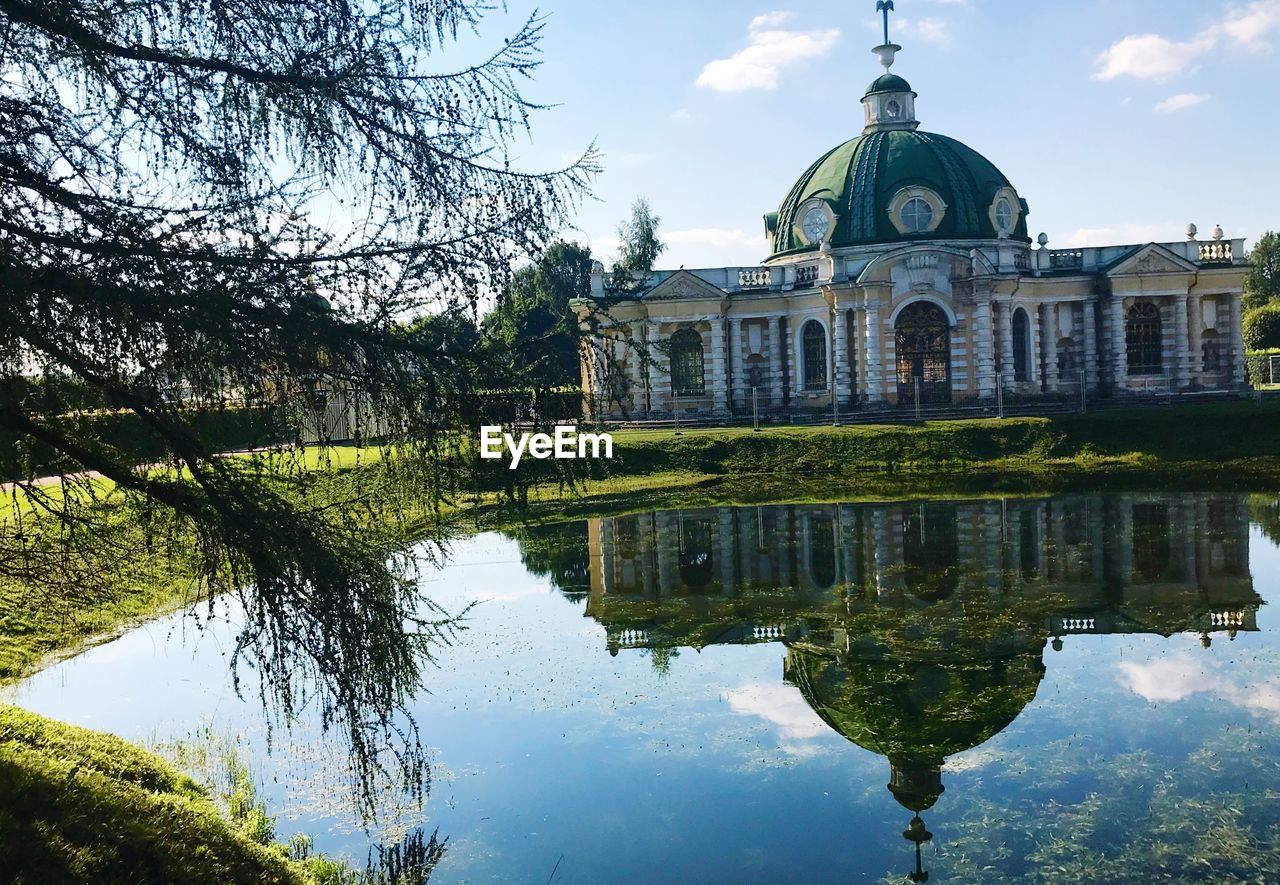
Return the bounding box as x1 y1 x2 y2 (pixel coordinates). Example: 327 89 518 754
885 99 901 119
995 198 1014 233
901 198 934 234
801 206 830 244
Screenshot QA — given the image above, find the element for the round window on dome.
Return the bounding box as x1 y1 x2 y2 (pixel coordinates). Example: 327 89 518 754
885 99 901 119
995 199 1013 233
901 198 934 234
801 206 831 245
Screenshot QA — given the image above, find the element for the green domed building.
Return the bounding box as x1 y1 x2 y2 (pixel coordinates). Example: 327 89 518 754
576 7 1249 422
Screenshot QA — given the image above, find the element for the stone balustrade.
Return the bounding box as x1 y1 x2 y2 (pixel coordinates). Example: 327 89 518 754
738 268 773 289
1199 242 1235 263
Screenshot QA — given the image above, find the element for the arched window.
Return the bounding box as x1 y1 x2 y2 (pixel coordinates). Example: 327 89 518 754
896 301 952 404
801 320 827 390
1011 308 1030 382
1126 303 1163 377
669 328 705 396
1201 329 1223 374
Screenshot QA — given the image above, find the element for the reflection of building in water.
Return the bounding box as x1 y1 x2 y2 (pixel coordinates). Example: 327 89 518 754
589 496 1256 650
581 495 1259 880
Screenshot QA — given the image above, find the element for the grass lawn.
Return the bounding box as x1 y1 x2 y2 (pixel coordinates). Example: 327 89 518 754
0 706 324 884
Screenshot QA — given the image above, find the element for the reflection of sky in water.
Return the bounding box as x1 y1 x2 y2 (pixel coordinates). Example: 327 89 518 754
11 498 1280 883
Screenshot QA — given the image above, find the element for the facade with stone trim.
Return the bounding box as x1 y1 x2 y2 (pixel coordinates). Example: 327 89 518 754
573 35 1250 422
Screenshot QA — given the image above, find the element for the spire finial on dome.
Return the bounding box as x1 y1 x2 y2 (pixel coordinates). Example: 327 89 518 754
872 2 901 71
877 1 895 46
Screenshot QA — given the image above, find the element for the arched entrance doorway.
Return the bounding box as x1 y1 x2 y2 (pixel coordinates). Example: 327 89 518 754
896 301 952 405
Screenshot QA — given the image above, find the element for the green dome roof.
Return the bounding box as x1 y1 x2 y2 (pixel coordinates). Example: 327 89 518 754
767 129 1030 257
867 73 913 95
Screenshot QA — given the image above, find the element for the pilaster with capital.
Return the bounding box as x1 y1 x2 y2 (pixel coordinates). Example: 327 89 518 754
769 315 785 407
1172 293 1190 388
1041 302 1059 392
1082 300 1099 392
729 317 745 412
1229 292 1246 387
1109 297 1128 389
997 301 1016 391
863 298 884 404
647 322 670 414
709 317 730 416
832 298 852 405
1187 294 1203 386
974 297 996 399
629 320 648 416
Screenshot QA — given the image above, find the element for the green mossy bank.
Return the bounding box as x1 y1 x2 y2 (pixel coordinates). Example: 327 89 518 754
0 706 320 884
593 401 1280 480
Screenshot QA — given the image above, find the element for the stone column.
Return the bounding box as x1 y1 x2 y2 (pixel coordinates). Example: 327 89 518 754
1187 294 1203 387
833 302 852 406
1083 300 1099 393
1041 302 1059 392
647 322 669 415
729 317 745 413
1229 293 1247 387
975 298 997 400
1029 304 1042 386
864 299 884 405
1109 297 1128 390
709 317 730 417
1172 293 1189 389
588 337 606 420
629 320 648 416
997 301 1016 391
769 315 785 408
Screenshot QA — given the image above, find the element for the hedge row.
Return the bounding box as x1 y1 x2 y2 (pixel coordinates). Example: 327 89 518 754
1 407 286 481
1247 349 1280 386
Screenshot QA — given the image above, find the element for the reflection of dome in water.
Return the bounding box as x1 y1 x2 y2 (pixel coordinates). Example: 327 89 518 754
785 648 1046 812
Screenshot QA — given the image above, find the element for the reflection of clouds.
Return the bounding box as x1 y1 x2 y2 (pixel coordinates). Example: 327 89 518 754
1117 656 1219 703
945 746 1005 773
1118 653 1280 723
725 682 830 755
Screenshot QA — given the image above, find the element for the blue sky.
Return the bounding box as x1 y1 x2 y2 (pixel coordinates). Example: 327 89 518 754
468 0 1280 269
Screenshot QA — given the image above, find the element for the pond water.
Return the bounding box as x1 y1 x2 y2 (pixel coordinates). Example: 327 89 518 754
12 492 1280 882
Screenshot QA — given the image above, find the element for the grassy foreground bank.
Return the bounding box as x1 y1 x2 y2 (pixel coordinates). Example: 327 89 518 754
0 706 336 884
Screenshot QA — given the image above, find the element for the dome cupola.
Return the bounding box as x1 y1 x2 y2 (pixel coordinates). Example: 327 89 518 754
863 43 918 133
763 5 1030 258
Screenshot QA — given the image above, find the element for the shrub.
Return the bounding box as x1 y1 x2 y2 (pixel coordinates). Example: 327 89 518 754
1247 349 1280 386
1243 305 1280 351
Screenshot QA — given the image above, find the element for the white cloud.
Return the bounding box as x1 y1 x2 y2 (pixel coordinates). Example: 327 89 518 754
1118 652 1280 723
1064 222 1185 248
725 681 831 754
1094 33 1214 82
1155 92 1211 112
1221 0 1280 50
749 11 794 31
1095 1 1280 82
664 227 766 248
669 107 693 122
697 15 841 93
